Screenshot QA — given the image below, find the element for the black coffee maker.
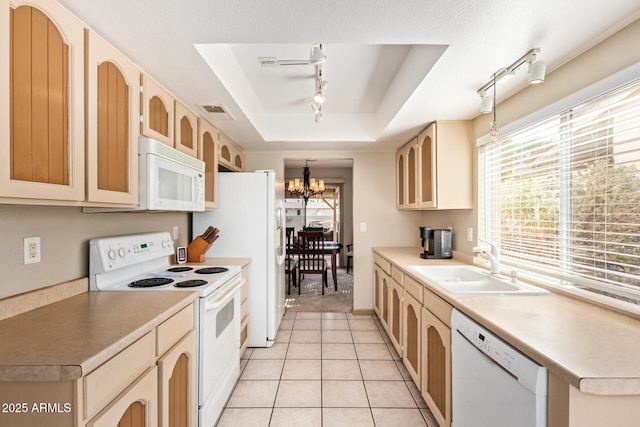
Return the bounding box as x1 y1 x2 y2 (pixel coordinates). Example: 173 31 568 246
420 226 452 259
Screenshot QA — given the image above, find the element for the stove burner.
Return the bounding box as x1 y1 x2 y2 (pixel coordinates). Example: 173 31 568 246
195 267 229 274
129 277 174 288
174 280 209 288
167 266 193 273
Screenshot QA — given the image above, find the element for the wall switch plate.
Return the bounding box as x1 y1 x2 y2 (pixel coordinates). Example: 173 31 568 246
173 226 179 240
467 227 474 242
360 222 367 232
24 237 41 264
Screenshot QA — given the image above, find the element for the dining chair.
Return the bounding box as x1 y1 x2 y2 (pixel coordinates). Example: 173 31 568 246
346 243 353 273
285 227 298 294
296 231 328 295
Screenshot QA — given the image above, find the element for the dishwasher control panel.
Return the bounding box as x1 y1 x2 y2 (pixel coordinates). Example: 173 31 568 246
452 310 520 378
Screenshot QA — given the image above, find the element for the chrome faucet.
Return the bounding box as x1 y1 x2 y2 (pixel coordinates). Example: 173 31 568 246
473 238 501 274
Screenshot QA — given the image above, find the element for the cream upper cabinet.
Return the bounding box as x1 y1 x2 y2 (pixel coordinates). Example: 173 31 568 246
396 121 472 210
1 0 85 202
417 121 472 209
218 133 244 172
175 100 198 158
85 29 139 205
396 138 419 209
140 74 174 146
198 119 219 210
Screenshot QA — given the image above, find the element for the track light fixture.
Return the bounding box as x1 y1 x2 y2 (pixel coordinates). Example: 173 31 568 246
311 66 327 122
477 48 546 114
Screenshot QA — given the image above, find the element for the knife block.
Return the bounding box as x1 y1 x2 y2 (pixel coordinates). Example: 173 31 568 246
186 236 212 263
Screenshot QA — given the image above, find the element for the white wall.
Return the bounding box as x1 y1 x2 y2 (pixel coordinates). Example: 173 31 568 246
245 151 420 312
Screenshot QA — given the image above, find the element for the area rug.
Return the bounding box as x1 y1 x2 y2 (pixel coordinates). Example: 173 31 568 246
285 268 353 312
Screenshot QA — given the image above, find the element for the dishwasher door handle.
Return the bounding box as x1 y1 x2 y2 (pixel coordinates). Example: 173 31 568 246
455 328 518 381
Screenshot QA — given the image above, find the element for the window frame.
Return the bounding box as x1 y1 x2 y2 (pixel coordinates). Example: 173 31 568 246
476 62 640 314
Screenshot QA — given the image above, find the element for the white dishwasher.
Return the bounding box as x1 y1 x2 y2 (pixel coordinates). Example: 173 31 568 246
451 309 548 427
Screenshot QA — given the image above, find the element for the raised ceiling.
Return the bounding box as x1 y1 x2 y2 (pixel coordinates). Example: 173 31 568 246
58 0 640 152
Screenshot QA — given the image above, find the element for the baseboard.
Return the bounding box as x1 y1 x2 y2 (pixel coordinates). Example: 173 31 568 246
352 308 375 316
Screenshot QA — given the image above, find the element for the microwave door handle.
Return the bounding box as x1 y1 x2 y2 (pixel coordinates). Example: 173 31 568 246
204 278 245 312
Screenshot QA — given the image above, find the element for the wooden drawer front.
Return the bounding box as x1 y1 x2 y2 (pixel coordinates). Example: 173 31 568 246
373 253 391 275
84 332 155 419
404 275 423 303
391 265 404 285
423 287 452 327
157 304 194 356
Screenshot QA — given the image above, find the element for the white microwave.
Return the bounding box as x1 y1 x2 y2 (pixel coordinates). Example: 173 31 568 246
137 137 205 212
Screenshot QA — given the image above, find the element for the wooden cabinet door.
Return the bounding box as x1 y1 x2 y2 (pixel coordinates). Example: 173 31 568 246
88 366 158 427
389 278 403 354
2 0 85 201
85 29 139 205
396 149 406 208
218 133 234 170
417 124 436 209
396 138 418 209
140 74 174 146
373 266 382 318
402 291 422 388
421 306 451 427
198 119 218 209
233 151 244 172
158 330 197 427
175 101 198 158
380 270 391 334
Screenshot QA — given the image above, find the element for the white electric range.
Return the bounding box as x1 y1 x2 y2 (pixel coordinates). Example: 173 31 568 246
89 232 243 427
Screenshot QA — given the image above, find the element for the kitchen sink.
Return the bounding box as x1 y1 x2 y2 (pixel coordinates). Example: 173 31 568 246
406 265 549 295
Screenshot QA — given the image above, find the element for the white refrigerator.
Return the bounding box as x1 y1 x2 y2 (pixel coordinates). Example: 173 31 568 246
192 171 286 347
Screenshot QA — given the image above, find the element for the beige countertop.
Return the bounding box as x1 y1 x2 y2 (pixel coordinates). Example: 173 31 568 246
188 257 251 268
0 288 197 382
373 246 640 395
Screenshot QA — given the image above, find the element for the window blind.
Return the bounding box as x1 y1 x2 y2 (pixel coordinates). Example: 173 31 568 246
479 79 640 303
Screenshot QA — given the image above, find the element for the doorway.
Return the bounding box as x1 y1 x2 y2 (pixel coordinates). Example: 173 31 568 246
283 158 353 312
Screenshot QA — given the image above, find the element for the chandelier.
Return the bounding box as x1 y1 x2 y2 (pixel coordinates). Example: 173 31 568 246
288 160 325 202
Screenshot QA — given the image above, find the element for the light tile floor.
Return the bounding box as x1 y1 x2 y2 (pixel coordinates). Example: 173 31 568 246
215 312 439 427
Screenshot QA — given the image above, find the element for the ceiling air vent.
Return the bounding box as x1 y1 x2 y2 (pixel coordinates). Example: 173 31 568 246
199 104 234 120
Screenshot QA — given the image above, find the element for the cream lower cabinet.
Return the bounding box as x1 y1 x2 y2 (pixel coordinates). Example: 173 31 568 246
240 265 250 356
389 277 403 354
87 366 158 427
402 287 422 390
373 265 383 318
373 254 392 334
421 303 452 427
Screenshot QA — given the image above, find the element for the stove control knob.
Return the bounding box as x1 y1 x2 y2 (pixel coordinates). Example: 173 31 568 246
118 248 126 258
108 249 116 260
162 240 168 248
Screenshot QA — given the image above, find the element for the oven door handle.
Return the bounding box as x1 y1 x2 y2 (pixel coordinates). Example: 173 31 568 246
204 277 245 312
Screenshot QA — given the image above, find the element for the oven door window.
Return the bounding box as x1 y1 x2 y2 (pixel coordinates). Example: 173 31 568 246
216 298 234 338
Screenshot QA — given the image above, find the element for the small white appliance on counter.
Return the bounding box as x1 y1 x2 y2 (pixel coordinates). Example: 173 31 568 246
89 232 243 426
451 309 548 427
193 170 286 347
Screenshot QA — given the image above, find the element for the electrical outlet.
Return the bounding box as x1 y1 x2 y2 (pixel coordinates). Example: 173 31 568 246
24 237 41 264
467 227 474 242
173 226 179 240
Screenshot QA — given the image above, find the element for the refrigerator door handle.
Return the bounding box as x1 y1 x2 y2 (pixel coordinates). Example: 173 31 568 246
276 200 286 266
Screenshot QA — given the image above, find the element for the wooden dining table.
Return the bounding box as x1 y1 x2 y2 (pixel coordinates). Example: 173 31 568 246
287 241 343 287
